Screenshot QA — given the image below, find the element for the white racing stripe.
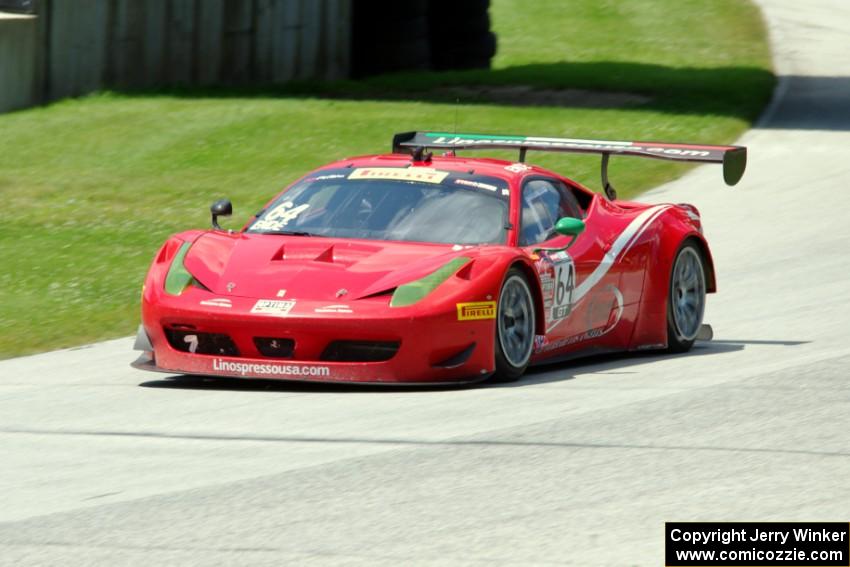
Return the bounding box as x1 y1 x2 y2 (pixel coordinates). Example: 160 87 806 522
546 204 672 333
575 204 671 302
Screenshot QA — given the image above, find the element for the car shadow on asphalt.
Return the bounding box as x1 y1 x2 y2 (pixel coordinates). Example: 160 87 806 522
510 338 811 388
137 374 472 394
137 338 808 394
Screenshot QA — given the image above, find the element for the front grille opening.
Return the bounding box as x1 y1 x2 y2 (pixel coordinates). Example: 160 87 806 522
164 327 240 356
320 340 400 362
254 337 295 358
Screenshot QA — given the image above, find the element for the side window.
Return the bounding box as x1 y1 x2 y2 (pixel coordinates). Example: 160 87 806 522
519 179 583 246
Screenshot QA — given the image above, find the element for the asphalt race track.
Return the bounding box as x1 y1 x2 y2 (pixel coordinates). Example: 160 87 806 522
1 1 848 565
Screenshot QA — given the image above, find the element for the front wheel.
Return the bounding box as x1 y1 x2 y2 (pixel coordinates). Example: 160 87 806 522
666 241 707 353
493 269 536 382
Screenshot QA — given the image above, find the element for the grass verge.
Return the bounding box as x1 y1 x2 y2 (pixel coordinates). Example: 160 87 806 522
0 0 773 358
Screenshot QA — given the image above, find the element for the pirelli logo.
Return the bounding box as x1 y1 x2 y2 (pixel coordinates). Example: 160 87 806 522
457 301 497 321
349 167 449 184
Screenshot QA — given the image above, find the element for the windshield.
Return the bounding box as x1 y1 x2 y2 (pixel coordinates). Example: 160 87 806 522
247 167 510 245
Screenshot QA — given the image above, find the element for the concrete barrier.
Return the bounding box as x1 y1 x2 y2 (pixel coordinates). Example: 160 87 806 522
2 0 496 114
0 12 38 113
0 0 353 114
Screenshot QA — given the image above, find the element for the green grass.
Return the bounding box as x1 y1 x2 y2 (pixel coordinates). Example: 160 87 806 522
0 0 773 358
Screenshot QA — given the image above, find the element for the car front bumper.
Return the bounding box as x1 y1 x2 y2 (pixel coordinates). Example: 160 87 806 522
133 291 497 385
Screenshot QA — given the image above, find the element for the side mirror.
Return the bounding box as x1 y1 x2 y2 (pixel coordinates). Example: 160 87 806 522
555 217 585 237
210 199 233 230
534 217 586 254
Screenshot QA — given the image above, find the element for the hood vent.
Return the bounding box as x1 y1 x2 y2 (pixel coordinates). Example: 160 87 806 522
314 245 335 263
455 260 476 280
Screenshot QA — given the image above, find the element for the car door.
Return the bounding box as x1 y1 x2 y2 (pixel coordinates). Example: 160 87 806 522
518 177 613 354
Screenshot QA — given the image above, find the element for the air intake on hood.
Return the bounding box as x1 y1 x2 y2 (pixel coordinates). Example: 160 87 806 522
314 245 335 263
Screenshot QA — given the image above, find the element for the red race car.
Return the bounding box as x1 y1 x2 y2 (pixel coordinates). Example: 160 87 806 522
133 131 746 385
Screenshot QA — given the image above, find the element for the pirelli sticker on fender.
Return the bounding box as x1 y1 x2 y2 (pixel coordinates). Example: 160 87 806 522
457 301 496 321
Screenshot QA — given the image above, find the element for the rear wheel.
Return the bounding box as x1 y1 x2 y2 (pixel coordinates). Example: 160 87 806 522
493 269 536 382
667 242 707 353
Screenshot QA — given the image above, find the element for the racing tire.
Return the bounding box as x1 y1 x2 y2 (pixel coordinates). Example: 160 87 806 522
431 32 497 70
493 268 536 382
428 0 489 18
429 12 491 37
363 16 429 44
666 241 707 353
354 0 427 22
353 38 431 76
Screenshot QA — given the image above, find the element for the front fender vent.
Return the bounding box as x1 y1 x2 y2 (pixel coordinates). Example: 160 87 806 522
432 343 476 369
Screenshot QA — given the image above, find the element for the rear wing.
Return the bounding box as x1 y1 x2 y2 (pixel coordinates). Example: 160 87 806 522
392 131 746 200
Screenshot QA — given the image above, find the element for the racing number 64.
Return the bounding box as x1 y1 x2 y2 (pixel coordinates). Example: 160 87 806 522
553 263 575 320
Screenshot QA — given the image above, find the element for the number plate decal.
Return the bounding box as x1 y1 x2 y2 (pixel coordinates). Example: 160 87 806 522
535 250 575 326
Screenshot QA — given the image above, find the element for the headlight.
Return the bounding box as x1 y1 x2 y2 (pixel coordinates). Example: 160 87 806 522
164 242 200 295
390 257 470 307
